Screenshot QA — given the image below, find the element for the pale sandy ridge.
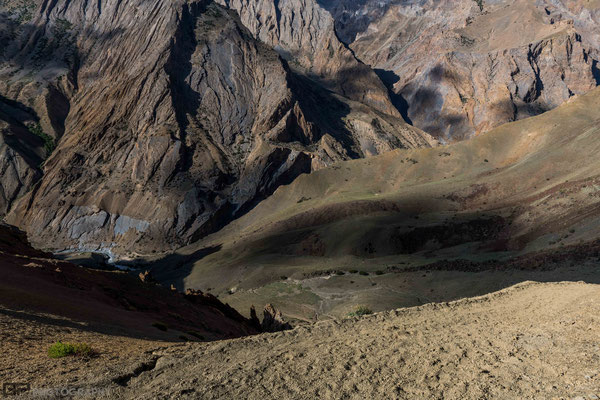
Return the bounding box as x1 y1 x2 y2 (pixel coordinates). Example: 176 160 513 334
103 281 600 399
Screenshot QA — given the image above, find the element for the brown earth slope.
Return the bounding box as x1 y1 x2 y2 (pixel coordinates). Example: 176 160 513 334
55 281 599 399
0 222 260 344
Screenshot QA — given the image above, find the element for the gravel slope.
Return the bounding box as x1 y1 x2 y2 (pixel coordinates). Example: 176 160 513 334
108 281 600 399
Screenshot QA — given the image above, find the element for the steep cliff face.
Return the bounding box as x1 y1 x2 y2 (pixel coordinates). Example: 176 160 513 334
216 0 398 116
321 0 600 140
1 0 434 256
0 105 43 215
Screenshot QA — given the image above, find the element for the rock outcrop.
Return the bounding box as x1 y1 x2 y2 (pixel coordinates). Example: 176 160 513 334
321 0 600 140
261 303 292 332
0 107 43 215
0 0 434 256
216 0 399 116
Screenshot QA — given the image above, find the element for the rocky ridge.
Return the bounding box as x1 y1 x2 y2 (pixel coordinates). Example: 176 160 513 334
321 0 600 140
0 0 434 256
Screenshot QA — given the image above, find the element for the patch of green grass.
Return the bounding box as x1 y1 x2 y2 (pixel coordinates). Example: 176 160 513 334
48 341 94 358
27 122 55 158
347 306 373 318
152 322 168 331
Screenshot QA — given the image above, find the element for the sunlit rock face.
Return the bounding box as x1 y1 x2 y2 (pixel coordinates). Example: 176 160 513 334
320 0 600 141
1 0 434 256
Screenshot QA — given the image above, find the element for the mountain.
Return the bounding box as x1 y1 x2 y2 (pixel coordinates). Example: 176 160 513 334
0 0 435 257
2 0 600 398
150 86 600 321
321 0 600 140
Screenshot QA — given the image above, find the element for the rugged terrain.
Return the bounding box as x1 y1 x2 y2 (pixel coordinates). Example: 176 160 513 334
3 281 599 399
113 281 600 399
146 85 600 322
322 0 600 140
0 222 261 342
0 0 435 257
0 0 599 397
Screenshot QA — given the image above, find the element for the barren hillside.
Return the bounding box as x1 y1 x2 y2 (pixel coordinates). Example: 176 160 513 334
6 281 588 399
148 86 600 322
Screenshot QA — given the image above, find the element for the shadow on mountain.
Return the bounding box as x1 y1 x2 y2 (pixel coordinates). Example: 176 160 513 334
147 244 223 291
593 60 600 86
374 68 412 124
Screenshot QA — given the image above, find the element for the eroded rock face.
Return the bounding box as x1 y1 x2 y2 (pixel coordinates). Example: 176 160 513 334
261 303 292 332
1 0 434 256
0 99 45 215
321 0 600 140
216 0 398 116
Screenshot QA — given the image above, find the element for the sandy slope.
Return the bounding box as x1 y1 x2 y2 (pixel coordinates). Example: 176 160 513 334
103 282 600 399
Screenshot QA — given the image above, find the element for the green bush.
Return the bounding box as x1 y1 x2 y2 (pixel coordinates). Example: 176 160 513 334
375 270 384 275
347 306 373 318
48 341 94 358
28 122 56 157
359 271 369 276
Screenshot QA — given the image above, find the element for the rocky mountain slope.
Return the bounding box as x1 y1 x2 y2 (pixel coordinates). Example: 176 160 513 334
215 0 399 115
321 0 600 140
148 86 600 321
0 0 434 257
0 99 44 215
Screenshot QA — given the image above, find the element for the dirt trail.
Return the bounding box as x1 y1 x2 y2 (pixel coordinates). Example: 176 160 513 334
103 281 600 399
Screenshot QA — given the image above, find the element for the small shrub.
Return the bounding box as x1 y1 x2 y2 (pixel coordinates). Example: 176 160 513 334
359 271 369 276
375 270 384 275
335 270 345 276
48 341 94 358
349 270 358 274
28 122 56 157
347 306 373 318
152 322 168 331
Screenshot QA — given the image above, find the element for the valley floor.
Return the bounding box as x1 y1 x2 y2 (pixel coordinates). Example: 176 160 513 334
5 281 597 399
